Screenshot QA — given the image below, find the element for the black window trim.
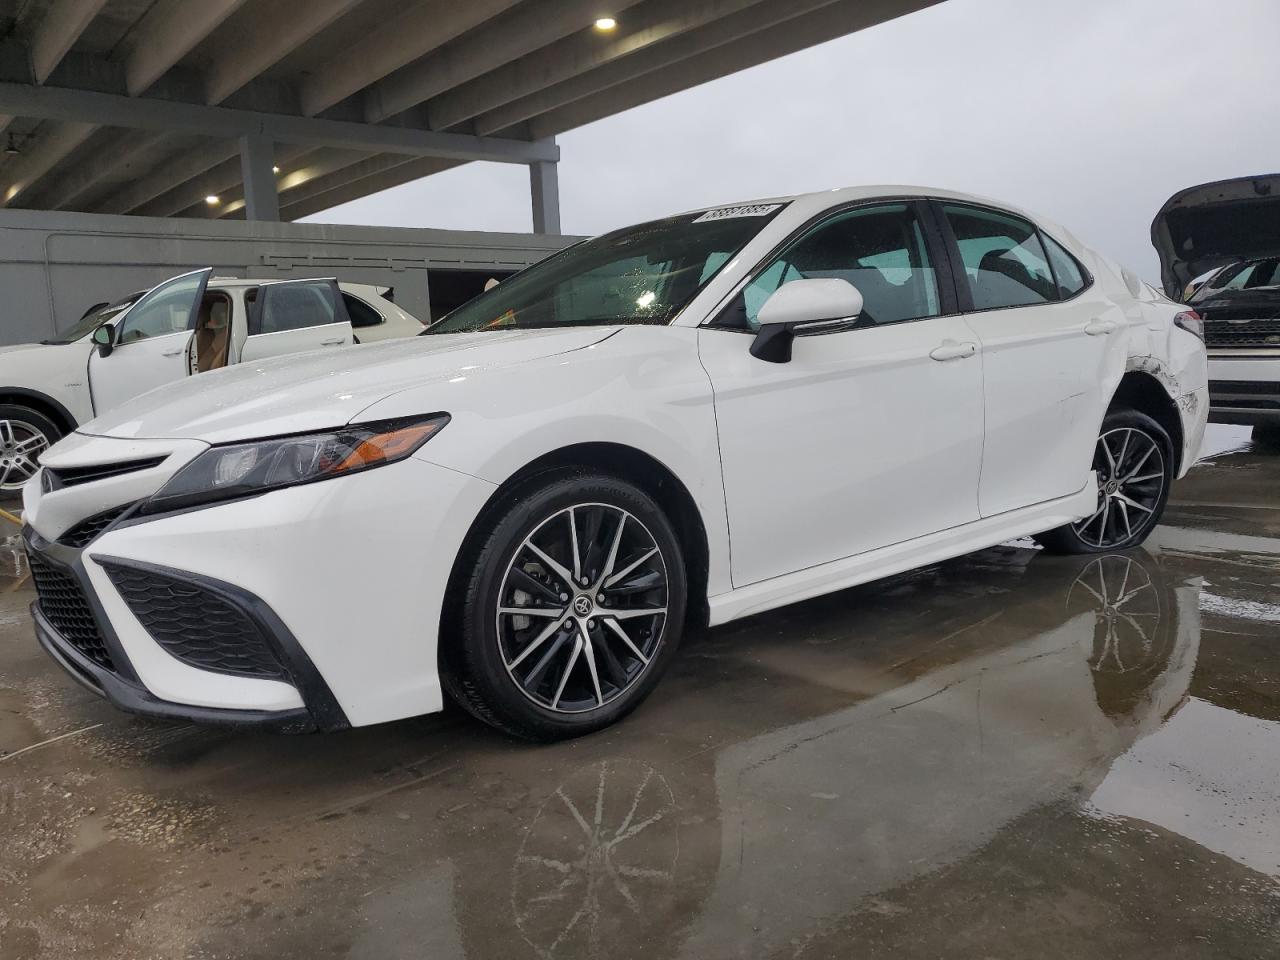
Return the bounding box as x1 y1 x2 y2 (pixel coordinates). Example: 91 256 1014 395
702 195 962 334
929 199 1094 315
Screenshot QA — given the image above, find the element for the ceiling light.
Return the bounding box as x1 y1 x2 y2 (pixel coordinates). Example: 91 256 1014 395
205 195 220 205
272 165 280 174
594 17 617 30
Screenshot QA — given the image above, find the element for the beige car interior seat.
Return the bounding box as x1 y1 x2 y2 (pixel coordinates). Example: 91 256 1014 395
194 297 231 373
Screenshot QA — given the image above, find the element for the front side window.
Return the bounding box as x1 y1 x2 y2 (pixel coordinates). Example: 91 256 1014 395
116 271 208 344
426 206 783 334
944 205 1056 310
722 203 941 331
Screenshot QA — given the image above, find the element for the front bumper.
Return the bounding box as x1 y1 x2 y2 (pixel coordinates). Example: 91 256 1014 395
32 600 319 732
25 525 345 732
25 434 496 730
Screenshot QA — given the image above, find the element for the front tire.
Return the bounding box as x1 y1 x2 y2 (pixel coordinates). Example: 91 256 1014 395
1034 409 1174 555
441 469 687 741
0 405 62 495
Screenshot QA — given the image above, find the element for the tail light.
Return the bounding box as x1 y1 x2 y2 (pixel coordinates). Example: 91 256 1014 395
1174 310 1204 340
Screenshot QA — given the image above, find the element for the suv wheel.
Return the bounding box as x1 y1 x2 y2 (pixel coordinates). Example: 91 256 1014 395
442 469 686 740
0 405 61 495
1254 423 1280 451
1035 409 1174 555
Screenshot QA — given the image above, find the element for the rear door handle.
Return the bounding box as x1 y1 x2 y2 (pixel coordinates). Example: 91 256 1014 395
1084 319 1120 336
319 338 345 346
929 340 977 362
161 348 184 357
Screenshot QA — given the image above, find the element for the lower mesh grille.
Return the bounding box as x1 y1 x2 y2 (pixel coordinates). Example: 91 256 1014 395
28 551 114 670
58 504 131 548
102 563 286 681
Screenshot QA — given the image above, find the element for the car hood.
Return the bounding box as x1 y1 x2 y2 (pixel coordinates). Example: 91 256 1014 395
1152 174 1280 299
0 341 82 358
80 327 619 443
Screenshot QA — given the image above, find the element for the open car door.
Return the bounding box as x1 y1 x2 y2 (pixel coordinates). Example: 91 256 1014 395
87 268 211 413
240 278 354 363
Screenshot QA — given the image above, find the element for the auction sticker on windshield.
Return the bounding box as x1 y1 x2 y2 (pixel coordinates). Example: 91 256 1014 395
693 204 783 222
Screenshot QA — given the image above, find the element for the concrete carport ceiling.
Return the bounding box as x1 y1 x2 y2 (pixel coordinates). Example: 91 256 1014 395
0 0 941 224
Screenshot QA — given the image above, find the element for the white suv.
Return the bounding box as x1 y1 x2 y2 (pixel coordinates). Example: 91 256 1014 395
22 186 1208 740
0 273 424 491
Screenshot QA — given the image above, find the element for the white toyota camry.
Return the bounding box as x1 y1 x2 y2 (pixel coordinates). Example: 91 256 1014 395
22 186 1208 740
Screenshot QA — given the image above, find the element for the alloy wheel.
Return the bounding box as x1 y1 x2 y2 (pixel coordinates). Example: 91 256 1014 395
1071 426 1166 549
496 503 669 713
0 419 50 493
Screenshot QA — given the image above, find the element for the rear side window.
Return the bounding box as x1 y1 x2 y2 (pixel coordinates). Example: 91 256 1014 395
341 292 384 329
1042 233 1087 299
943 205 1056 310
253 280 339 335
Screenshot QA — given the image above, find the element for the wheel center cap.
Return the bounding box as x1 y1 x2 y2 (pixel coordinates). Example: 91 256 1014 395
1105 479 1121 495
573 595 593 617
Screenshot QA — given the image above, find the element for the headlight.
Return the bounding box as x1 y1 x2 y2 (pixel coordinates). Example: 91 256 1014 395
143 414 449 514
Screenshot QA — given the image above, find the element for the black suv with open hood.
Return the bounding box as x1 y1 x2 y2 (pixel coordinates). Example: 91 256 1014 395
1153 174 1280 442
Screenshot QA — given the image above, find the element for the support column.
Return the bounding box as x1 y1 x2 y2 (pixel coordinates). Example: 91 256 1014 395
239 133 279 221
529 157 560 235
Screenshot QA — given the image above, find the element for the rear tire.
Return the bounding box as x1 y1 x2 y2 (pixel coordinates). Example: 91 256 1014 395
1253 423 1280 451
0 404 62 495
441 469 686 741
1034 409 1174 555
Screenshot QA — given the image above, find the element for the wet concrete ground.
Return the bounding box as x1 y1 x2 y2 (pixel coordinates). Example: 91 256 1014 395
2 427 1279 960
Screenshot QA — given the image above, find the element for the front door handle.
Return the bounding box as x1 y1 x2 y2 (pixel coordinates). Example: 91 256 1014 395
161 348 184 357
319 338 345 346
1084 319 1120 336
929 340 977 362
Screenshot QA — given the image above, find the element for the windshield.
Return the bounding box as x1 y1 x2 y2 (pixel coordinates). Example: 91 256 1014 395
1191 257 1280 302
43 293 143 344
426 204 784 334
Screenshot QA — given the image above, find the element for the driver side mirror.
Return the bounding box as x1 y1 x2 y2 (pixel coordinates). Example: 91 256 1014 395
750 278 864 364
92 322 115 358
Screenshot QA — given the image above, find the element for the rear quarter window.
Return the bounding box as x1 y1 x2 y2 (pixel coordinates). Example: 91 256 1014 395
341 292 385 329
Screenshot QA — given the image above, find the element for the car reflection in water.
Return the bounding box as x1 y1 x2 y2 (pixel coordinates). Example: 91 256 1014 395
496 546 1206 960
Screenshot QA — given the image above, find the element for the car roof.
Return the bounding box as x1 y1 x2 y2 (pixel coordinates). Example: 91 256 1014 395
206 278 378 292
675 184 1080 249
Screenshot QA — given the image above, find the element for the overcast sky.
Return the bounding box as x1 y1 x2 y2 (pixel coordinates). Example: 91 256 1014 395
303 0 1279 283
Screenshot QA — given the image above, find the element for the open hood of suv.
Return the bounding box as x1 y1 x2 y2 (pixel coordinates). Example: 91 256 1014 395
1152 174 1280 299
80 327 617 444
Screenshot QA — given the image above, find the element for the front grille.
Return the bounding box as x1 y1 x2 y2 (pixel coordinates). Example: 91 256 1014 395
102 563 286 681
44 456 166 491
58 504 131 548
28 551 114 670
1205 319 1280 348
